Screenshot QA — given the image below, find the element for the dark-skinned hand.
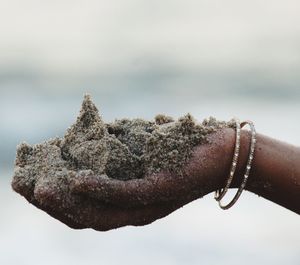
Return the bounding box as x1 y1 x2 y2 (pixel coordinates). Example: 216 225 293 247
12 126 300 231
13 128 239 231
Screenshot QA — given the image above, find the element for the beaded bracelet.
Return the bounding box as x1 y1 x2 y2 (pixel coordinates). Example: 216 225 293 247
215 120 256 210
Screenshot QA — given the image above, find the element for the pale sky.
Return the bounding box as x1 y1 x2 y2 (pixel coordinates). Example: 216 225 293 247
0 0 300 75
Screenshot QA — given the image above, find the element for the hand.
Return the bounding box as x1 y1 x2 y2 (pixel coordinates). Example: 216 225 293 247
13 169 190 231
12 128 237 231
13 125 300 231
70 128 236 207
68 127 236 230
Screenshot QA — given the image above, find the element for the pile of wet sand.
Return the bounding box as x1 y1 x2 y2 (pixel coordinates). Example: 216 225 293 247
14 95 230 187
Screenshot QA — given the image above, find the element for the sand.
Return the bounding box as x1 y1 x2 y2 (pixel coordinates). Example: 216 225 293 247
11 95 232 229
14 95 229 182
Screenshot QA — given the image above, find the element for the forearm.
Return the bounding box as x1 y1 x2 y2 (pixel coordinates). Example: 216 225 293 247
232 130 300 214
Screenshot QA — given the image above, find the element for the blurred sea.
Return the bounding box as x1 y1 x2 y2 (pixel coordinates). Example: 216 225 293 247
1 90 299 265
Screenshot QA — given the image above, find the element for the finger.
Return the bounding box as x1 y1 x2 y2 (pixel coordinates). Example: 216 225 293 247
70 171 177 206
93 200 186 231
33 175 186 231
70 170 193 207
31 199 86 230
11 167 36 201
36 185 186 231
62 198 186 232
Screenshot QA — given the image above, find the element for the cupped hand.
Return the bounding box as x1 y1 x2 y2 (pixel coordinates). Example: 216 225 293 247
13 128 239 231
13 171 189 231
70 128 236 207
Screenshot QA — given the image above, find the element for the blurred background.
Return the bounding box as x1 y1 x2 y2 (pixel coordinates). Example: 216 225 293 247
1 0 299 264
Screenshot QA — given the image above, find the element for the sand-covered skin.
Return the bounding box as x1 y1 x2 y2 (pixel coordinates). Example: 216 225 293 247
11 95 232 229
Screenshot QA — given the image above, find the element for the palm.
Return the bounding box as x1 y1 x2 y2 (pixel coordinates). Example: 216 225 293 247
13 128 234 231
